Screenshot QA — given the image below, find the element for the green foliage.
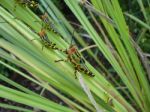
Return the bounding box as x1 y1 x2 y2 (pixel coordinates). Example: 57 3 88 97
0 0 150 112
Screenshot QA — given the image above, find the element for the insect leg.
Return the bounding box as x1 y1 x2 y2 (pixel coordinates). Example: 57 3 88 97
74 68 78 79
74 64 81 79
55 59 68 63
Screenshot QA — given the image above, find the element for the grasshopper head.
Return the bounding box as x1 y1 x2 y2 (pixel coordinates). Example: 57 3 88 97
67 45 77 55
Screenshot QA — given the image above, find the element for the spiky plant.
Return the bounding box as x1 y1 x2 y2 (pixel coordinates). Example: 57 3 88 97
0 0 150 112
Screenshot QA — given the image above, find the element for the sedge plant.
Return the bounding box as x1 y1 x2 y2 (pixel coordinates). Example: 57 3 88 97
0 0 150 112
